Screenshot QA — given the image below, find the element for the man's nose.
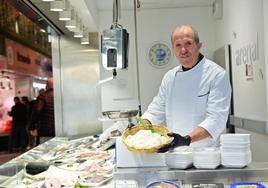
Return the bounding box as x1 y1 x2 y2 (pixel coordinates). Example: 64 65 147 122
181 46 187 53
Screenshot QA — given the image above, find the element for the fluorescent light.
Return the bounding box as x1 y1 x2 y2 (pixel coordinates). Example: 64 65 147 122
59 9 72 21
50 0 65 12
81 36 89 45
65 19 77 28
33 82 46 89
42 0 55 2
74 33 83 38
74 30 84 38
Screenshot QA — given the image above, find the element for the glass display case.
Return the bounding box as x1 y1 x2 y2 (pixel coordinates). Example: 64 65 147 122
0 136 114 187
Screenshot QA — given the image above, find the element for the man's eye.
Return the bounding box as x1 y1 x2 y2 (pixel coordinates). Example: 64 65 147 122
186 42 192 46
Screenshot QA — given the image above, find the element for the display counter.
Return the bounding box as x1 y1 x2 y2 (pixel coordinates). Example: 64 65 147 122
1 136 268 188
0 136 114 188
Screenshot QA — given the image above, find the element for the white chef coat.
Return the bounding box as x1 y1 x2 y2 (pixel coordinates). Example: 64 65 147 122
142 56 231 147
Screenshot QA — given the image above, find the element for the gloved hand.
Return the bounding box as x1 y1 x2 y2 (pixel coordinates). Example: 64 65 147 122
158 132 191 153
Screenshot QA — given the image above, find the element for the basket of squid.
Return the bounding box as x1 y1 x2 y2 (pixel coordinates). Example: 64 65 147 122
121 122 173 153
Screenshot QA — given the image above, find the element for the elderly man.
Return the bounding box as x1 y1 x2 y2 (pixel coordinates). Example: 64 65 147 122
142 25 231 152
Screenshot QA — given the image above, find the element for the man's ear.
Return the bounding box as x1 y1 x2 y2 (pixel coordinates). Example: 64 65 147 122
197 42 203 50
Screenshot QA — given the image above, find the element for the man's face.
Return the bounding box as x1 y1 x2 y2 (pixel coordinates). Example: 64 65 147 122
172 27 202 68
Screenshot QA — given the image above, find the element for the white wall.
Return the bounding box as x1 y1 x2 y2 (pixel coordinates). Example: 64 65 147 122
215 0 266 121
214 0 268 161
99 6 216 113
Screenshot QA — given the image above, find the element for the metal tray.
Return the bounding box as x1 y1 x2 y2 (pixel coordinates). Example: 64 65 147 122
102 110 138 119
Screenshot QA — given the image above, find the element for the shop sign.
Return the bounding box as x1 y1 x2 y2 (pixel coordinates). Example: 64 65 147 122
234 32 259 66
232 32 261 81
5 38 50 77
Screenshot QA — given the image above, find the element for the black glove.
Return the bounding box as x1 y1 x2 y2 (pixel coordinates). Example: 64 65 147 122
158 133 191 153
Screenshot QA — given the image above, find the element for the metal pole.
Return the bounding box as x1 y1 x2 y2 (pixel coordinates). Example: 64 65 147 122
133 0 142 116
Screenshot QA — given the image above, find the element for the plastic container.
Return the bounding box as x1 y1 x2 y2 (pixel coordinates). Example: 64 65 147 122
193 147 221 169
193 163 220 169
146 180 181 188
220 134 250 144
220 144 251 153
230 182 265 188
166 160 193 169
165 147 193 169
221 150 252 168
165 151 193 162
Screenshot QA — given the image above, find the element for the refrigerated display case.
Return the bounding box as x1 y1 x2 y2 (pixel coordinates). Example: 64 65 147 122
0 136 114 187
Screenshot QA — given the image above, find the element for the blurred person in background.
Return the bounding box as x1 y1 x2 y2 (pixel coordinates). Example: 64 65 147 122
21 96 33 149
29 77 55 145
27 89 45 148
8 96 28 152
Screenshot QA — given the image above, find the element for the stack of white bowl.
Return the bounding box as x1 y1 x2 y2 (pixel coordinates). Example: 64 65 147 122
165 146 193 169
193 147 221 169
220 134 252 168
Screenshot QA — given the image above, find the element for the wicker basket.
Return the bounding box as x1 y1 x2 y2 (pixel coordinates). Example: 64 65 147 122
121 124 173 153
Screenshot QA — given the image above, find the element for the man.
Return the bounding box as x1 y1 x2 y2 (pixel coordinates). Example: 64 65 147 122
8 96 27 152
142 25 231 151
29 77 55 144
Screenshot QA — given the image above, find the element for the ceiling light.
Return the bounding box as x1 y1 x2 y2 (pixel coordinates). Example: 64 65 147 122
65 19 77 28
42 0 55 2
81 36 89 45
74 25 86 38
59 9 72 21
74 31 83 38
66 16 81 30
50 0 65 12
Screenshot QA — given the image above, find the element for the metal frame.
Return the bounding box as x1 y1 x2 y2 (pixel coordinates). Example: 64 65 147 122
114 162 268 185
230 115 268 135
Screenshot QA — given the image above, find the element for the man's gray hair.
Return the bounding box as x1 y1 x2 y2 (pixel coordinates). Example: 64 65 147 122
171 25 200 44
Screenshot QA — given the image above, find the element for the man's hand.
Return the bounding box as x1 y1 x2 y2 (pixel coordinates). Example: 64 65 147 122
158 133 191 153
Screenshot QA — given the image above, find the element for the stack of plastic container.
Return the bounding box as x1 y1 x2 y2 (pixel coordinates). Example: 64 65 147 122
165 146 193 169
220 134 252 168
193 147 221 169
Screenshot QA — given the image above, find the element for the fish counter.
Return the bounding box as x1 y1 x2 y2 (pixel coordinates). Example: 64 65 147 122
1 135 268 188
0 136 115 188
